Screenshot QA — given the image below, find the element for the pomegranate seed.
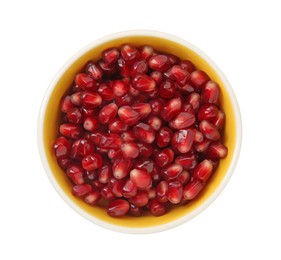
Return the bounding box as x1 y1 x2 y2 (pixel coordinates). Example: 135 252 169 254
132 103 152 118
53 136 71 159
86 62 103 80
83 116 99 131
168 54 180 65
198 104 219 122
159 80 176 98
180 60 195 73
121 130 135 142
58 157 72 169
70 92 82 106
194 139 211 153
201 80 220 104
128 84 139 97
98 103 118 124
112 158 132 179
98 163 112 184
131 60 148 76
81 107 97 117
107 149 121 160
206 142 228 159
148 199 166 216
98 83 115 101
155 148 174 167
137 142 153 157
161 97 182 121
81 91 102 109
134 158 154 173
117 58 131 77
186 93 201 112
156 181 169 203
66 108 83 124
169 111 195 130
109 178 126 197
120 44 139 64
172 129 195 153
72 184 92 197
132 73 156 92
176 170 190 186
168 181 183 204
129 204 142 216
121 142 139 159
150 71 164 85
147 116 162 131
148 54 170 71
149 98 163 115
107 199 130 217
130 192 149 207
102 48 119 65
122 179 137 198
139 45 154 60
190 70 209 88
99 60 116 75
213 110 225 130
60 124 82 139
85 131 102 145
60 96 74 113
92 180 105 191
71 138 93 158
115 93 133 106
84 190 100 205
175 152 198 170
161 164 183 181
108 119 128 134
133 123 155 144
101 186 116 200
99 133 122 149
165 65 190 86
82 153 103 171
193 128 204 143
147 188 156 199
183 180 204 200
112 80 128 97
193 159 213 183
130 169 152 190
75 73 96 91
118 106 141 126
85 170 98 182
156 127 173 147
66 165 84 185
199 120 221 141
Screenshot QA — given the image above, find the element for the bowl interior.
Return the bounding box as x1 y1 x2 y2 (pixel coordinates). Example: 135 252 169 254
43 35 237 229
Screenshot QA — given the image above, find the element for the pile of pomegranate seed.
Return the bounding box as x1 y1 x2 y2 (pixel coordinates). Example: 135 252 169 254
53 44 228 217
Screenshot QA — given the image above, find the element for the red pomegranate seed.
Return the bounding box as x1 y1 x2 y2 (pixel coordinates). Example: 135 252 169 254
165 65 190 86
199 120 221 141
194 139 211 153
137 142 153 157
83 116 99 131
159 80 176 98
70 92 82 106
107 148 122 160
147 116 162 131
66 165 84 185
53 136 71 159
75 73 96 91
71 138 93 157
132 103 152 118
85 131 102 145
121 130 135 142
147 188 156 199
198 104 219 122
107 199 130 217
139 45 154 60
180 60 196 73
168 181 183 204
169 111 195 130
156 127 173 147
121 142 139 159
149 98 164 116
190 70 210 88
201 80 220 104
172 129 195 153
186 93 201 112
150 71 164 85
86 62 103 80
213 110 225 130
130 169 152 190
92 180 105 190
193 159 213 183
102 47 119 65
101 186 116 200
175 152 198 170
115 93 133 106
161 164 183 181
112 158 132 179
155 148 174 167
99 60 116 75
60 96 74 113
117 58 131 77
85 170 98 182
72 184 92 197
108 119 128 134
193 128 204 143
98 163 112 184
66 108 83 124
122 179 137 198
161 97 182 121
81 91 102 109
206 142 228 159
118 106 141 126
148 199 166 216
130 192 149 207
132 73 156 92
81 107 97 118
84 190 100 205
58 157 72 170
120 44 139 64
148 54 170 71
99 133 122 149
156 181 169 203
133 123 155 144
183 180 204 200
129 204 142 216
112 80 128 97
82 153 103 171
109 178 126 197
60 124 82 139
168 54 180 65
176 170 190 186
128 84 139 97
98 83 115 101
131 60 148 76
98 103 118 124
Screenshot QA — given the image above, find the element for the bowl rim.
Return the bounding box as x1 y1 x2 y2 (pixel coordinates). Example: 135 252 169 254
38 30 242 234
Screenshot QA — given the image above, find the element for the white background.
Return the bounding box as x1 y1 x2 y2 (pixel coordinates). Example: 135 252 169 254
0 0 280 259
